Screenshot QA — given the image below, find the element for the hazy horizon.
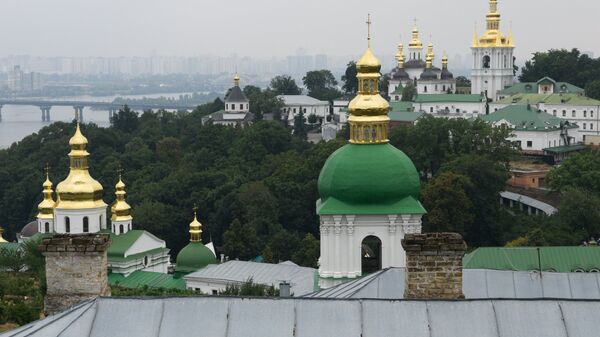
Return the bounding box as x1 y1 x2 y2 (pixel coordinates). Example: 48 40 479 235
1 0 599 61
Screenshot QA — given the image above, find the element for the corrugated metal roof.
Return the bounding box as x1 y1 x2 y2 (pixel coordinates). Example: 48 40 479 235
499 191 557 215
5 297 600 337
464 247 600 272
306 268 600 300
278 95 329 106
183 260 317 295
109 271 185 290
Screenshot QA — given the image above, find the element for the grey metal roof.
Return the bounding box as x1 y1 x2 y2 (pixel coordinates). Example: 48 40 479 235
4 297 600 337
225 85 249 103
500 191 557 215
184 260 317 295
306 268 600 300
278 95 329 106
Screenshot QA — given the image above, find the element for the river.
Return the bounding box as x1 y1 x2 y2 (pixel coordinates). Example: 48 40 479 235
0 92 200 149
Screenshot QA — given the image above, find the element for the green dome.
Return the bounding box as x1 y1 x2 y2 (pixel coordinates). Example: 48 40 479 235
175 242 217 274
317 143 426 215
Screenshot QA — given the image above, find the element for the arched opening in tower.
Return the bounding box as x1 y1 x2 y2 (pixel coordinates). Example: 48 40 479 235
361 235 382 275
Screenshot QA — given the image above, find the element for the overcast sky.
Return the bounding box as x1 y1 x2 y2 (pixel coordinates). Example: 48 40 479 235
1 0 598 61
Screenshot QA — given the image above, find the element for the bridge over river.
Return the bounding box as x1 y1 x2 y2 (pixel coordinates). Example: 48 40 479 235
0 99 198 123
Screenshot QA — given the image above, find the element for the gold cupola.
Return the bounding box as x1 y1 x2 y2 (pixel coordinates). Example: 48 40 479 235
408 25 423 50
475 0 512 48
55 124 107 210
189 208 203 243
395 43 405 68
442 54 449 69
234 73 241 87
425 42 435 69
347 15 390 145
37 165 56 219
111 174 132 222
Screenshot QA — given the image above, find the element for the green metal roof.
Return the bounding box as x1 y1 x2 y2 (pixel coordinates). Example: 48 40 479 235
543 144 587 154
317 143 426 215
389 101 413 112
463 247 600 272
496 93 600 106
109 271 186 290
106 230 144 258
108 247 170 262
481 105 577 132
498 79 584 95
414 94 483 103
389 111 424 123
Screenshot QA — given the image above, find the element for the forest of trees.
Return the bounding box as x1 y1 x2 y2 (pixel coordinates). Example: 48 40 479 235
2 104 598 268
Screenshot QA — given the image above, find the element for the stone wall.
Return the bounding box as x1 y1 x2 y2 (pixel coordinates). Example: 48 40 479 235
402 232 466 299
39 234 111 315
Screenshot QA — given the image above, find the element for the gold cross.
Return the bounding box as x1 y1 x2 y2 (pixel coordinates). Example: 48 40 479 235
366 14 372 46
116 165 124 180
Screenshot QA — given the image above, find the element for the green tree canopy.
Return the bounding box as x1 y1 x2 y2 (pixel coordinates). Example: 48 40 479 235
341 61 358 94
519 48 600 88
269 75 302 95
303 70 341 101
547 149 600 195
584 80 600 100
455 76 471 87
401 83 417 101
422 172 474 235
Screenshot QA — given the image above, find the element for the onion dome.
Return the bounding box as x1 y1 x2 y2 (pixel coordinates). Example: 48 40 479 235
37 167 56 219
233 73 241 87
317 16 425 216
420 42 438 80
55 124 107 210
0 227 7 243
111 175 132 222
175 210 217 274
392 43 410 80
441 55 454 80
408 25 423 50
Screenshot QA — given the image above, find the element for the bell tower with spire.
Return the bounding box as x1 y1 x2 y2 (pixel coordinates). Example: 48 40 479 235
471 0 515 100
111 172 132 235
37 164 56 234
317 16 425 289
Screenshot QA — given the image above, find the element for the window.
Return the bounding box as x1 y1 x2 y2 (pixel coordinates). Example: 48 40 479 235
553 110 557 116
526 141 533 148
572 110 576 117
231 104 235 110
225 104 228 110
143 256 149 267
395 95 399 101
591 123 594 130
483 55 491 69
592 111 595 118
443 85 446 91
65 217 70 233
212 290 218 295
119 224 124 234
424 86 428 93
584 123 587 130
584 111 587 118
430 107 434 113
435 84 438 91
44 222 50 233
83 217 89 233
562 110 566 117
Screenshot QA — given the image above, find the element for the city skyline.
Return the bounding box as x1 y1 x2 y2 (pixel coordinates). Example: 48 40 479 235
1 0 598 61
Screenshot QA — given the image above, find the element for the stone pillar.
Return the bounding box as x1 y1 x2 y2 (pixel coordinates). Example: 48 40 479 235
402 232 466 300
39 234 111 316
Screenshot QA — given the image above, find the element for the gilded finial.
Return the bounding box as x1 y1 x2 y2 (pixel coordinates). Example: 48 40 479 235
189 205 202 243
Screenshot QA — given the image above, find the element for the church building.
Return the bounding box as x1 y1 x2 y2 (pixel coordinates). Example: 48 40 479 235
202 74 252 126
35 124 170 276
317 18 426 289
471 0 515 100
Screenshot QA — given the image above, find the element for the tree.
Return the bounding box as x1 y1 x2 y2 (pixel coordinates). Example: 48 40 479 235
585 80 600 100
111 105 139 133
222 219 262 260
341 61 358 94
291 233 320 268
303 70 341 101
269 75 302 95
0 247 26 273
422 172 474 235
456 76 471 87
554 188 600 241
519 48 600 88
380 74 391 100
218 278 279 296
293 110 307 140
401 83 417 101
243 86 284 118
547 149 600 195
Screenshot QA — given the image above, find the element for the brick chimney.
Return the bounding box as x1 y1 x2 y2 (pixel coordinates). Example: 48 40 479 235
39 234 111 315
401 233 466 299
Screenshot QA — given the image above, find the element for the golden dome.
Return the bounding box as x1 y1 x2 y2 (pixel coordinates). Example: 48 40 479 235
55 124 107 210
233 73 240 87
189 210 203 243
37 168 56 219
442 55 449 68
408 25 423 49
111 175 132 222
347 15 390 144
395 43 405 68
474 0 513 48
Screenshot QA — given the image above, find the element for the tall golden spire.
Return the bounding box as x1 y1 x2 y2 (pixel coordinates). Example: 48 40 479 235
347 15 390 145
234 73 240 87
425 41 435 69
111 171 132 222
395 43 405 68
408 20 423 50
442 54 449 70
189 207 203 243
37 164 55 219
55 124 106 209
0 227 8 243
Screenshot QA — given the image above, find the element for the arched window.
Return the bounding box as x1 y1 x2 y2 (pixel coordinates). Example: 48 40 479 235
44 222 50 233
83 217 89 233
361 236 382 275
65 217 70 233
424 86 428 93
120 224 124 234
482 55 491 69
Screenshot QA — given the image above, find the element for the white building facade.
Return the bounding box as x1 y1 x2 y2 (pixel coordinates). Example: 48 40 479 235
278 95 330 125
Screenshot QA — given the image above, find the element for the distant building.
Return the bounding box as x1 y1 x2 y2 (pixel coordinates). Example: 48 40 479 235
278 95 330 125
7 65 42 92
202 74 252 126
496 77 584 100
471 0 515 100
413 94 485 118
